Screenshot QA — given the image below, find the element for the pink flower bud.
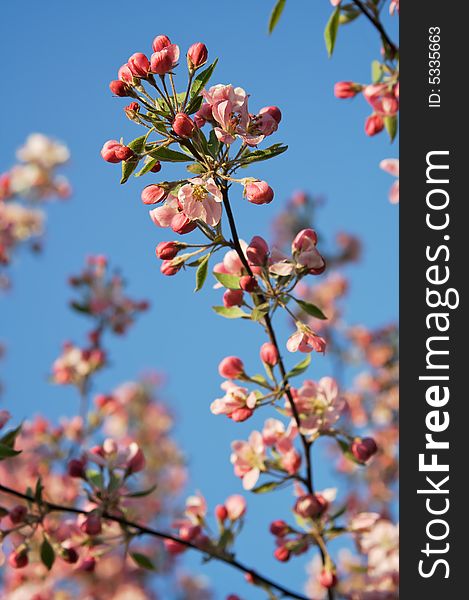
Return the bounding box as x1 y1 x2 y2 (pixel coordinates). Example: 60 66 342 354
245 181 274 205
124 102 140 119
223 289 244 308
109 80 131 97
156 241 183 260
239 275 258 292
172 112 195 138
8 549 28 569
218 356 244 379
128 52 151 78
80 556 96 572
67 458 86 479
9 505 27 524
150 44 180 75
81 514 102 536
224 495 246 520
365 114 384 136
319 569 338 589
215 504 228 521
227 596 242 600
0 410 11 429
100 140 123 163
259 105 282 124
141 185 167 205
187 42 208 70
150 161 162 173
274 546 290 562
260 342 279 366
351 437 378 462
118 64 134 83
161 260 182 276
246 236 269 266
61 547 79 564
171 213 197 235
292 228 318 251
294 494 327 519
231 407 253 422
269 520 289 537
152 34 172 52
114 145 134 162
164 538 186 555
334 81 362 99
127 443 146 473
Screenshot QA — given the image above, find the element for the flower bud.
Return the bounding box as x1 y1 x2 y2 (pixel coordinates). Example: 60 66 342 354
260 342 279 366
351 437 378 462
365 114 384 136
274 546 290 562
67 458 86 479
239 275 258 292
128 52 151 78
151 44 180 75
156 241 184 260
164 538 186 555
218 356 244 379
334 81 362 99
114 145 134 162
141 185 167 205
124 102 140 120
294 494 327 519
259 105 282 124
80 556 96 572
319 569 337 589
231 407 253 422
100 140 123 163
245 180 274 205
292 228 318 252
172 112 196 138
118 64 134 83
215 504 228 521
225 495 247 520
150 161 162 173
152 34 172 52
61 547 79 564
9 505 27 524
109 80 131 97
187 42 208 70
81 514 102 536
246 236 269 266
223 289 244 308
8 548 28 569
127 443 146 473
269 519 289 537
161 260 182 276
171 213 197 235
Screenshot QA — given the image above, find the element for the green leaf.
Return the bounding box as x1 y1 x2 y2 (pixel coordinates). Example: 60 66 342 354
384 115 398 142
121 157 139 184
212 306 249 319
339 7 360 25
130 552 155 571
252 480 282 494
371 60 383 84
125 484 157 498
195 255 210 292
269 0 286 33
40 537 55 570
0 443 21 459
70 301 90 314
0 423 22 447
239 143 288 166
127 135 147 154
251 302 270 322
35 478 44 504
186 163 205 174
250 374 270 387
213 272 241 289
186 59 219 113
324 6 341 57
285 354 311 380
135 157 160 177
149 146 193 162
86 470 104 488
207 129 221 158
293 298 327 320
186 94 203 115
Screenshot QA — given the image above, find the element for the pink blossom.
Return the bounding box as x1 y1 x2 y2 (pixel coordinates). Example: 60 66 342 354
288 377 346 437
178 177 223 226
218 356 244 379
224 494 247 520
0 410 11 430
230 431 266 490
286 323 327 354
185 492 207 521
380 158 399 204
187 43 208 70
152 34 172 52
150 44 180 75
260 342 279 366
244 181 274 205
211 382 257 422
128 52 151 78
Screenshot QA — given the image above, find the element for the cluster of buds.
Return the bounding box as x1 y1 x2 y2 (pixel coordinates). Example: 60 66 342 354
51 341 106 386
69 255 149 337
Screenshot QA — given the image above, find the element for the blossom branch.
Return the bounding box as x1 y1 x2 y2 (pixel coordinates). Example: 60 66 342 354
350 0 398 55
0 483 310 600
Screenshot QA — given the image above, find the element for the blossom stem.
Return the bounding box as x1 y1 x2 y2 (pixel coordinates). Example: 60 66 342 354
0 483 310 600
350 0 398 55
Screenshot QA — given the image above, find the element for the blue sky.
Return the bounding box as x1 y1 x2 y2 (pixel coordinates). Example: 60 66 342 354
1 1 398 598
